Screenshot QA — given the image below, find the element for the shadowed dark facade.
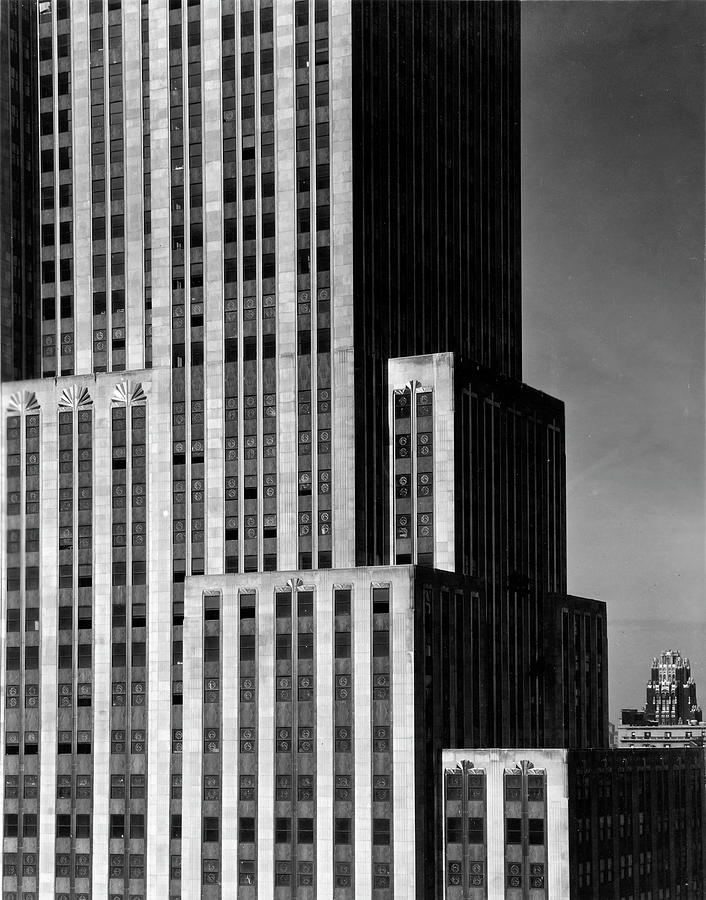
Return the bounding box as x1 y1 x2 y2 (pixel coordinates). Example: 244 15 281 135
569 748 705 898
559 594 610 750
351 0 521 566
0 0 39 382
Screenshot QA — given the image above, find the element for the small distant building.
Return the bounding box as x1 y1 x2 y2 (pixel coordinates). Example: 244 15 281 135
441 747 705 899
618 649 704 748
646 650 702 725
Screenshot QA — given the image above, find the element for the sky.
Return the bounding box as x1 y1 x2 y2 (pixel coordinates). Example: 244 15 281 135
521 1 705 723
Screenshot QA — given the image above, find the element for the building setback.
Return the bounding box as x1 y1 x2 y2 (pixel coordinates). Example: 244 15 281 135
0 2 614 899
442 747 705 900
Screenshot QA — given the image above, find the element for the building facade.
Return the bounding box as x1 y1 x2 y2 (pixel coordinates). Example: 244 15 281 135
0 1 611 898
441 747 706 900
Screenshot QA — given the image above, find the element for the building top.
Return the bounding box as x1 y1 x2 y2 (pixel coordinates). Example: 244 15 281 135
622 648 702 726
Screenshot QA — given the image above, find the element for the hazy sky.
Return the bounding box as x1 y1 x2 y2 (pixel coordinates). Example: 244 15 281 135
521 1 705 722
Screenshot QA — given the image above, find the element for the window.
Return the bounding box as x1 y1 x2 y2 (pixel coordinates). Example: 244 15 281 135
75 814 90 838
239 594 255 620
275 818 291 843
130 814 145 839
298 818 314 844
335 817 352 844
276 634 291 660
23 813 38 837
528 818 545 845
239 816 255 843
468 817 484 844
170 814 182 839
132 641 146 667
276 593 291 618
372 587 389 613
335 589 351 616
335 631 351 658
112 642 126 667
373 818 390 845
130 774 146 799
373 630 389 657
111 775 126 800
506 818 522 844
298 633 313 659
446 817 462 843
78 643 91 668
204 635 219 662
203 817 219 843
240 634 255 661
4 814 18 837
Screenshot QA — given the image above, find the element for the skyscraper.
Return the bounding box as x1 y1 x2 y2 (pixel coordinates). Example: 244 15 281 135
0 2 607 898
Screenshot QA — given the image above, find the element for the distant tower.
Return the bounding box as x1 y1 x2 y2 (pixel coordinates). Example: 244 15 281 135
645 650 702 725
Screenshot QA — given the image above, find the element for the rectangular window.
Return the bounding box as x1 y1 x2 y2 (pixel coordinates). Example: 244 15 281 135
170 814 182 839
468 817 484 844
334 817 352 844
276 634 291 659
373 818 390 845
275 817 291 843
240 634 255 661
203 817 219 843
297 818 314 844
372 630 389 657
298 633 313 659
204 635 219 662
334 631 351 659
334 589 351 616
506 818 522 844
528 818 545 845
372 587 390 613
239 816 255 843
446 817 462 843
75 814 90 838
110 775 126 800
130 814 145 839
275 593 291 618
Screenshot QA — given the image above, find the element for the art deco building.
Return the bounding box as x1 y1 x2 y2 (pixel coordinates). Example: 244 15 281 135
619 649 703 750
644 649 702 726
0 1 609 898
